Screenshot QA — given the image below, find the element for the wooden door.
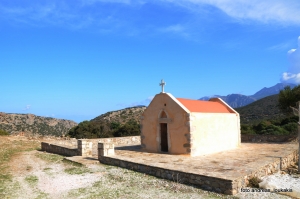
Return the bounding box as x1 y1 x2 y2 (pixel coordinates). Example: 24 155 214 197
160 123 168 152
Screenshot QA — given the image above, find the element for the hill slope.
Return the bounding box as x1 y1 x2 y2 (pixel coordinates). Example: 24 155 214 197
235 94 285 124
67 106 146 138
0 112 77 136
91 106 146 124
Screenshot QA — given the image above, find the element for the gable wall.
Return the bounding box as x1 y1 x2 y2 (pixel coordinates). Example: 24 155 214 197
141 93 190 154
190 112 240 156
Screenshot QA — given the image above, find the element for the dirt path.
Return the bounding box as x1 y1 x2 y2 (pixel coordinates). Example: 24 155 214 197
7 150 102 198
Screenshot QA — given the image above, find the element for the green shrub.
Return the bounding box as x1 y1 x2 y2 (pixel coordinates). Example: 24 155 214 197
0 129 9 136
113 120 140 137
280 116 299 125
241 124 256 134
282 123 298 134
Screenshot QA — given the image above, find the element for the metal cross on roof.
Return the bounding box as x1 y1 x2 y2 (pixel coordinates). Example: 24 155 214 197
159 79 166 93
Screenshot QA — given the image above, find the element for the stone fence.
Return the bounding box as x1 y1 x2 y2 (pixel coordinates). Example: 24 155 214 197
237 149 299 189
241 134 298 143
78 136 141 156
41 142 78 156
41 136 141 157
48 139 78 147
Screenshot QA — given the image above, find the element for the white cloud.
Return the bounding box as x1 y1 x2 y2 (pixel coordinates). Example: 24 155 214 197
281 36 300 84
159 24 192 39
268 41 293 51
160 24 184 33
164 0 300 25
81 0 132 4
23 105 31 111
281 72 300 84
147 96 154 101
117 96 154 108
1 0 300 37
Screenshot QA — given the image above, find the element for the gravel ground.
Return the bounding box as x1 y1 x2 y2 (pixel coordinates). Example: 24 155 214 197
7 151 102 198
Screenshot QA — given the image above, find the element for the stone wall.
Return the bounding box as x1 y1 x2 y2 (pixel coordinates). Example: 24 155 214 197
48 139 78 147
241 135 298 143
41 142 78 156
41 136 140 157
78 140 92 156
234 149 299 191
98 153 234 194
80 136 140 156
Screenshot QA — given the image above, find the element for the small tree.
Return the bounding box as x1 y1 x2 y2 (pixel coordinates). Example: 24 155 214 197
278 85 300 114
290 102 300 173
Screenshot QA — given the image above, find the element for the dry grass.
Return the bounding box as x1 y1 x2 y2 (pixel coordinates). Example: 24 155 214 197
0 136 40 197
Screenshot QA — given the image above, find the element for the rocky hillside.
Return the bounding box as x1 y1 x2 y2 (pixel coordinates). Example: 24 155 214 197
91 106 146 124
235 94 285 124
67 106 146 139
0 112 77 136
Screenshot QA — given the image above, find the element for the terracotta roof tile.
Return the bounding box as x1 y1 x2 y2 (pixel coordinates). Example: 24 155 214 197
176 98 232 113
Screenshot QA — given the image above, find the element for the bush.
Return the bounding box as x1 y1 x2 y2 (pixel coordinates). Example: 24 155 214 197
253 121 271 133
241 124 256 134
248 177 262 188
282 123 298 134
113 120 140 137
253 121 291 135
0 129 9 136
280 116 299 125
259 124 289 135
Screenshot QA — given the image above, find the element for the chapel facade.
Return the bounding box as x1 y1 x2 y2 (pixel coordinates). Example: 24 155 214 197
140 81 241 156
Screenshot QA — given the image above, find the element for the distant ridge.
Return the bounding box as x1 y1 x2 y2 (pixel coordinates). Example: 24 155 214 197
199 83 296 108
0 112 77 136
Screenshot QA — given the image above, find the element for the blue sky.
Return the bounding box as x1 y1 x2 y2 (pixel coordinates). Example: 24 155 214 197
1 0 300 123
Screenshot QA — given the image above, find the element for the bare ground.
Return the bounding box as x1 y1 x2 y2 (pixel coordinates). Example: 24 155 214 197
0 136 295 199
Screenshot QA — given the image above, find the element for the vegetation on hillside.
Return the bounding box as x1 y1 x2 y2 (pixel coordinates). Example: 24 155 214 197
67 119 141 139
237 85 300 135
240 116 298 135
235 94 285 124
0 129 9 136
67 106 145 139
0 113 77 136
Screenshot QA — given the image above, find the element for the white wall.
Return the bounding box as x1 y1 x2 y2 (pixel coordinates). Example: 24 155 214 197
190 112 240 156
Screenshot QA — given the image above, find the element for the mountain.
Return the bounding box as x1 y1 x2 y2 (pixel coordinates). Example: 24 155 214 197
250 83 296 100
0 112 77 136
235 94 285 124
199 83 296 108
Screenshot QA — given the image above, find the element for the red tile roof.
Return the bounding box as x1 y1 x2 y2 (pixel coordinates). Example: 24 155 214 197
176 98 233 113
